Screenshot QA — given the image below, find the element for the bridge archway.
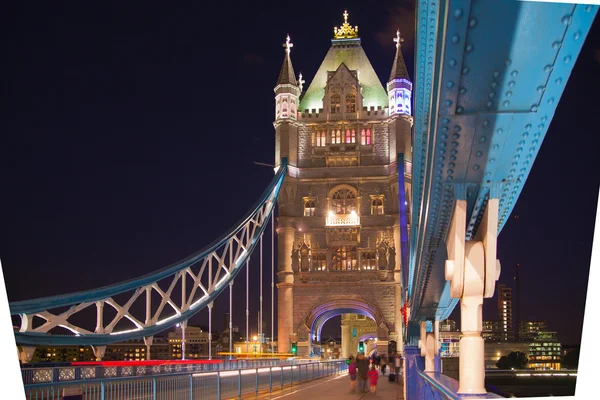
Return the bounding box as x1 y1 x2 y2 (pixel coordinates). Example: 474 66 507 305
300 299 389 358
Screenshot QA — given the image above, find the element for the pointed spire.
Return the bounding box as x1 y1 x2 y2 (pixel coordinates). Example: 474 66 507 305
277 34 298 86
389 30 410 81
298 72 305 92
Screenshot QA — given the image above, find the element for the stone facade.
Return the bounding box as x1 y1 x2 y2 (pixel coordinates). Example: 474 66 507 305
274 15 413 355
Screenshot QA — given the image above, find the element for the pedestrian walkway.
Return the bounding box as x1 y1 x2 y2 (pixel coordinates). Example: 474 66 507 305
244 371 404 400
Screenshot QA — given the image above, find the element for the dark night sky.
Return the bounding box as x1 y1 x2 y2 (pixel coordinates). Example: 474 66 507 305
1 1 598 345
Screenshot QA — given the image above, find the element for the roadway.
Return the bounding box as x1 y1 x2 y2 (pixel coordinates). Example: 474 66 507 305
245 372 405 400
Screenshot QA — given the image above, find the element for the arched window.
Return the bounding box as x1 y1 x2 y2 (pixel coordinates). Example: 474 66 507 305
312 253 326 271
331 129 341 144
371 198 384 215
361 128 372 145
346 93 356 113
350 129 356 143
330 186 357 214
331 93 341 113
315 131 326 147
304 200 316 217
362 252 376 270
331 246 358 270
345 130 351 143
281 97 288 117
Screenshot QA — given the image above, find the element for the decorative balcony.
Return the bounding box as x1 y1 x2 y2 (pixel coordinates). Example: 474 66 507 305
326 211 360 227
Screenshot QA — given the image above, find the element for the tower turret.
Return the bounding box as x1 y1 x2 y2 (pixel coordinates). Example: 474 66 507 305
274 35 301 168
387 30 413 164
387 30 412 116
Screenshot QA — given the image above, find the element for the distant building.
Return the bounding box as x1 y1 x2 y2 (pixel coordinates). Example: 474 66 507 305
168 325 210 359
440 319 457 332
483 320 502 342
105 338 147 361
518 321 547 341
528 331 562 370
440 331 461 357
31 346 95 363
498 284 513 341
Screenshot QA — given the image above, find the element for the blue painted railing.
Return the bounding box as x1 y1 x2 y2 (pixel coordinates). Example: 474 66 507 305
21 359 281 385
405 346 504 399
23 359 348 400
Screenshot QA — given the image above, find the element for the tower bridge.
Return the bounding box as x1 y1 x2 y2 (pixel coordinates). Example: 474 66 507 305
6 2 597 399
274 12 412 358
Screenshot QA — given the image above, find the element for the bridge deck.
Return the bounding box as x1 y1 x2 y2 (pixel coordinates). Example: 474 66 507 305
247 372 404 400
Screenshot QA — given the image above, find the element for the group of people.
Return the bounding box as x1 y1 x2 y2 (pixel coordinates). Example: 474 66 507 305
347 352 403 394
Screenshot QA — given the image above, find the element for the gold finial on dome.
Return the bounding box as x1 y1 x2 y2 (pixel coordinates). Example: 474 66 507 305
334 10 359 39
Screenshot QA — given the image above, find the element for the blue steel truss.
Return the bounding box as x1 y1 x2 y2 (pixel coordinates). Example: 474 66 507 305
10 161 288 346
409 1 597 321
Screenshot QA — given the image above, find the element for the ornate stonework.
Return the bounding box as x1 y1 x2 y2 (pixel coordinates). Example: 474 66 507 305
274 13 412 355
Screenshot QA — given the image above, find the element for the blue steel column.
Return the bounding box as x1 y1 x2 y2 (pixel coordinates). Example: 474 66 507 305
404 346 421 400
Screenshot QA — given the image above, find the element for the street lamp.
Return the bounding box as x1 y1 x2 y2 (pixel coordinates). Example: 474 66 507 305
253 335 258 356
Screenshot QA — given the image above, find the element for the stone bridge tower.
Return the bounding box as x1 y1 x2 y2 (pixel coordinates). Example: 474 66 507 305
274 11 413 356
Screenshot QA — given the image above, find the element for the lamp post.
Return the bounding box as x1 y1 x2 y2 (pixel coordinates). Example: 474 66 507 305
253 335 258 356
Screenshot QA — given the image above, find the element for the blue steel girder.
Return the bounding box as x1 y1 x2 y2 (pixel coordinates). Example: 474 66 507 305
10 161 288 346
409 1 597 322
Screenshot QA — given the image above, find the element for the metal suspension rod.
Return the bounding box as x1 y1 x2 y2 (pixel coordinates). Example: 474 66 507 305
229 282 233 359
181 321 186 360
208 302 213 360
271 212 275 354
246 258 249 354
260 234 263 346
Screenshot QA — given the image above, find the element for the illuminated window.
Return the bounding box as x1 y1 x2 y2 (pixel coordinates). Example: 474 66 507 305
304 200 316 217
331 93 341 113
345 93 356 113
331 129 342 144
312 253 326 271
345 129 356 144
330 186 357 214
331 246 358 270
371 197 384 215
362 252 376 270
281 97 288 117
360 128 372 145
315 131 326 147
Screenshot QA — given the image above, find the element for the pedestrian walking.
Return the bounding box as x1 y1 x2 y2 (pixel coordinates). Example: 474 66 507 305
348 356 357 392
367 364 379 394
356 352 370 393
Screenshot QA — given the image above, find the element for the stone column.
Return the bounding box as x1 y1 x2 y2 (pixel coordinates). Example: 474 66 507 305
419 321 435 372
433 320 441 372
277 224 295 353
445 197 501 395
341 315 351 358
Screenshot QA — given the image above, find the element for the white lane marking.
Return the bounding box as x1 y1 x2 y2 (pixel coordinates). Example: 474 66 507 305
268 373 346 399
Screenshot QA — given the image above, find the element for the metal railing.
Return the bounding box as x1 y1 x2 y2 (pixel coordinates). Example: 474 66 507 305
23 360 347 400
21 359 282 385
